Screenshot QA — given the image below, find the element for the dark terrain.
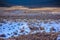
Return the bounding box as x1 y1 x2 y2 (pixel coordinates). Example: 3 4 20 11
0 6 60 40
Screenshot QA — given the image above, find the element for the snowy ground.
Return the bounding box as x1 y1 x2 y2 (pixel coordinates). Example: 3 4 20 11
0 19 60 39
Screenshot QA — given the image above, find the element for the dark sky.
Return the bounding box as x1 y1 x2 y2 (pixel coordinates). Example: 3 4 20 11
0 0 60 8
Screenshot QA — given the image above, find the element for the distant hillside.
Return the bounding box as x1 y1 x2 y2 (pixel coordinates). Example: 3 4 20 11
0 6 60 19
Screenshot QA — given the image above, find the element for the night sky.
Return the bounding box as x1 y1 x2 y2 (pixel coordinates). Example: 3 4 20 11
0 0 60 8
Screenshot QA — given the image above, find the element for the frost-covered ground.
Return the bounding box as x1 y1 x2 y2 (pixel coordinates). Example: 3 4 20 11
0 19 60 39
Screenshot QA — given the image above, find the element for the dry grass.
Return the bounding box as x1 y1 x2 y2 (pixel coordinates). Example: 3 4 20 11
0 6 60 12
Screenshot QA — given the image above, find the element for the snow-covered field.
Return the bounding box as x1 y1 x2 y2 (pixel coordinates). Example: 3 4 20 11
0 19 60 39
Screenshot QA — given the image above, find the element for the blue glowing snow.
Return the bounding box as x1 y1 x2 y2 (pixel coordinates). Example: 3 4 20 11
0 19 60 39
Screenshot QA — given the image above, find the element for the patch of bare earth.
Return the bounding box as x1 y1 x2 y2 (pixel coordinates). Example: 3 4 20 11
0 6 60 40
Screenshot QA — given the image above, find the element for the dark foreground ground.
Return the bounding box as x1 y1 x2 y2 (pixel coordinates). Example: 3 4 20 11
0 32 60 40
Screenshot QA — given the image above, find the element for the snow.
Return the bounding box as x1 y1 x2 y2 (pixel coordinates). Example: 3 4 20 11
0 19 60 39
